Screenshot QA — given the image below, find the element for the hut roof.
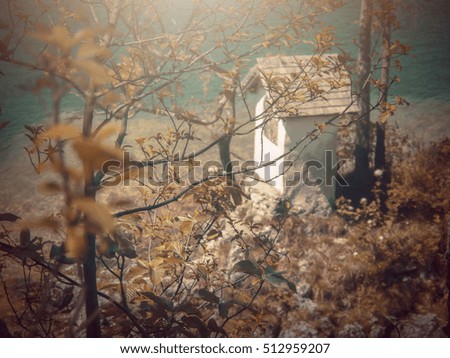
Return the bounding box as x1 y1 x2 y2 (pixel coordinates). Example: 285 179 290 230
256 54 359 118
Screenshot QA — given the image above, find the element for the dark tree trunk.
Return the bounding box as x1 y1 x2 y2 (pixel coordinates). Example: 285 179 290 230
82 93 101 338
375 20 392 213
219 134 233 178
374 123 385 170
83 231 101 338
352 0 374 203
219 83 236 185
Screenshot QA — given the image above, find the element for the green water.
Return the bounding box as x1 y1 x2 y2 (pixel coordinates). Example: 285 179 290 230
0 0 449 156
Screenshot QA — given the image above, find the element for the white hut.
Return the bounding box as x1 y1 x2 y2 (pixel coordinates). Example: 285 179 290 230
252 54 359 204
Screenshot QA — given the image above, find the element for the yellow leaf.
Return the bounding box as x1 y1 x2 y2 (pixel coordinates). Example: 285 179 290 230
164 256 184 265
135 137 147 146
31 24 75 53
379 111 390 124
395 96 409 106
157 88 173 98
72 138 122 170
316 122 327 132
39 181 62 193
73 28 98 43
73 197 114 233
178 218 194 235
39 124 80 141
206 229 221 240
149 266 164 286
20 217 61 231
98 283 119 291
95 123 121 142
66 225 87 259
150 257 165 268
73 59 112 86
137 259 150 268
100 91 119 108
77 43 110 60
172 241 185 259
196 263 209 278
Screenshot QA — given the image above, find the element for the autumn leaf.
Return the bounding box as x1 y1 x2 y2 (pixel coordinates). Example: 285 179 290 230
72 27 99 43
39 181 62 194
395 96 410 106
206 229 221 240
316 122 327 133
231 259 263 278
135 137 147 146
207 318 227 337
0 213 21 222
182 316 210 337
175 303 202 317
31 24 76 54
177 217 195 235
39 124 80 141
73 59 112 86
98 283 119 291
19 217 61 231
219 302 230 318
141 291 174 311
72 137 122 170
113 225 137 258
224 185 244 207
97 234 118 258
66 225 87 259
73 197 115 233
197 288 220 304
50 243 76 264
264 266 297 293
77 43 110 60
148 265 165 286
95 123 121 142
164 256 184 265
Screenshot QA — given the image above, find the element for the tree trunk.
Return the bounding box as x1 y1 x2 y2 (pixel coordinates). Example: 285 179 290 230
82 3 121 336
82 93 101 338
375 20 392 213
219 134 233 181
353 0 373 201
219 82 236 185
83 232 101 337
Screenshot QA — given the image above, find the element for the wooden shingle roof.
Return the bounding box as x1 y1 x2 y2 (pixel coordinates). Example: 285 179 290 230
256 54 359 118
